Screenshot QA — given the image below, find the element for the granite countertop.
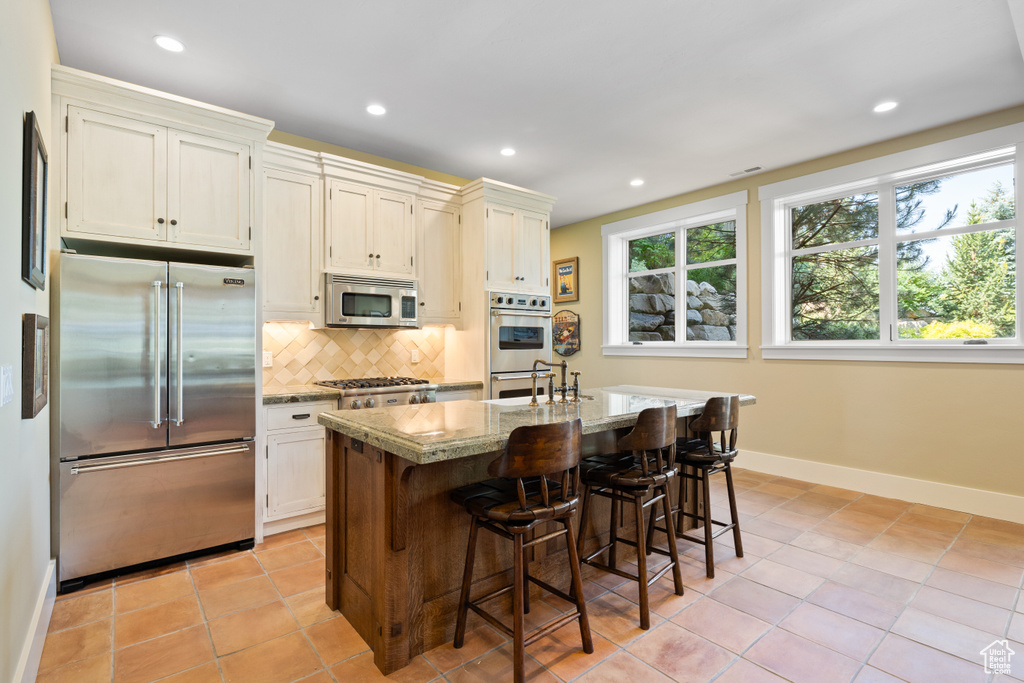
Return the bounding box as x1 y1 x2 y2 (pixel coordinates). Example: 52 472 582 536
263 378 484 405
318 385 755 465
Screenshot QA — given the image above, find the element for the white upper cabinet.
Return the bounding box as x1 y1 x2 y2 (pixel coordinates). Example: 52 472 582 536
167 131 251 251
516 209 550 291
484 203 517 289
372 189 415 275
326 179 373 272
263 145 322 322
66 106 167 242
417 199 461 323
53 66 273 256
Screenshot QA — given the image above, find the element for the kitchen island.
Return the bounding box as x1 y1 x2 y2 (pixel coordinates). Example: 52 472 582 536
318 385 755 674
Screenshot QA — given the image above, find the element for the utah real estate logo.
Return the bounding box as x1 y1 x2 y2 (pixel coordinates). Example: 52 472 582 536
980 639 1015 675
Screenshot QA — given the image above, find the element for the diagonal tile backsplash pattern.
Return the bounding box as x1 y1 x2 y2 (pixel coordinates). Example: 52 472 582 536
262 322 445 388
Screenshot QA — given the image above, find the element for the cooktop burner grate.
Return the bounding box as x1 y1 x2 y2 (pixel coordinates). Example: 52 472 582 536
315 376 431 390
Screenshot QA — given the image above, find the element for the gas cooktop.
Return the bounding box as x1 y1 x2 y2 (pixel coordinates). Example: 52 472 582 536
316 376 432 390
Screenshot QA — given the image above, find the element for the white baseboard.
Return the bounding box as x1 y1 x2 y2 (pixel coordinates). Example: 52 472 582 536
263 510 325 537
739 450 1024 525
14 559 56 683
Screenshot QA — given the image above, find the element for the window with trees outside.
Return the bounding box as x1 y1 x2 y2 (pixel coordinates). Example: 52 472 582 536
602 191 747 358
760 127 1022 363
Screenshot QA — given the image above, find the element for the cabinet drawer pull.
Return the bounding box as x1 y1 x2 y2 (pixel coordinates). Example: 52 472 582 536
292 413 311 420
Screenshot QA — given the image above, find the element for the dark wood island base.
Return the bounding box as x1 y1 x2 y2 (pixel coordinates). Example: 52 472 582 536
324 425 700 675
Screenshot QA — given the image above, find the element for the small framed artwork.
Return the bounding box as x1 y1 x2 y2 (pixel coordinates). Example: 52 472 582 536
552 310 581 357
23 110 48 291
552 256 579 303
22 314 49 419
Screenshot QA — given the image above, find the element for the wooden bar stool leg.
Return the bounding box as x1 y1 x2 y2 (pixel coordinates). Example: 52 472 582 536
576 484 592 559
512 532 526 683
608 494 620 569
523 529 531 615
564 516 594 653
676 468 687 536
701 467 715 579
644 489 658 554
633 493 651 630
725 464 743 558
454 518 480 648
659 482 685 596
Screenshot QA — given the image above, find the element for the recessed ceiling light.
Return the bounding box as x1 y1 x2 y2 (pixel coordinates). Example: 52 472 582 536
630 179 644 187
366 104 386 116
500 148 516 156
873 101 898 113
154 35 184 52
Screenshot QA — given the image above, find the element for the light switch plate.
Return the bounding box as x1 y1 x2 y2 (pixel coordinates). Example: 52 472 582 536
262 351 274 368
411 349 420 363
0 365 13 407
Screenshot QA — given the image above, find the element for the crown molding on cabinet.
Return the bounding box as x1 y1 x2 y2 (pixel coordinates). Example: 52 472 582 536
458 177 556 214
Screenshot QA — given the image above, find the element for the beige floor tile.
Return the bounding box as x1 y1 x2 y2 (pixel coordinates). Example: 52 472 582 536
740 558 824 598
574 650 673 682
208 600 300 655
35 653 111 683
807 581 902 630
938 550 1024 586
898 512 966 535
910 585 1012 634
331 652 441 682
114 594 204 649
158 661 224 683
905 503 970 524
883 521 956 549
790 531 862 560
851 547 934 583
424 624 507 673
38 618 112 672
741 517 804 543
285 585 338 627
853 666 906 683
525 624 617 681
445 644 557 683
867 531 945 564
892 607 1006 661
190 554 264 592
268 559 324 596
218 631 322 683
115 571 194 614
950 536 1024 568
584 591 664 646
745 628 860 683
830 563 920 604
757 507 822 531
303 523 326 538
48 590 112 633
714 658 790 682
926 567 1019 608
869 633 988 683
626 622 733 681
198 574 280 620
611 571 699 618
813 519 881 546
779 498 836 519
671 595 771 653
113 625 214 683
256 528 311 551
709 577 800 624
962 516 1024 550
255 539 324 572
768 544 845 578
304 614 370 665
809 485 861 501
779 602 883 660
844 495 911 520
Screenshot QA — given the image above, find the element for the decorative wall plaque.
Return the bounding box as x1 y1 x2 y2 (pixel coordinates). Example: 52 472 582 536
553 310 581 357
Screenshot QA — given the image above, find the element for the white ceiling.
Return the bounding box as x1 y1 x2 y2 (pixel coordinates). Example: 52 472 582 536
49 0 1024 227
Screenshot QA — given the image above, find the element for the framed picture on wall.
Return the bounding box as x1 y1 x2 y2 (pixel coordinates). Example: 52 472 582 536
23 110 48 291
552 256 579 303
22 314 49 419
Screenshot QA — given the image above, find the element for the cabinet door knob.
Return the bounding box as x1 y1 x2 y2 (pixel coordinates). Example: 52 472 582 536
157 218 165 224
314 295 319 301
419 301 425 306
170 219 177 226
376 254 381 259
369 253 374 258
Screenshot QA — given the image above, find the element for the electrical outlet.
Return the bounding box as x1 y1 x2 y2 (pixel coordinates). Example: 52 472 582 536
411 349 420 363
0 365 13 407
262 351 274 368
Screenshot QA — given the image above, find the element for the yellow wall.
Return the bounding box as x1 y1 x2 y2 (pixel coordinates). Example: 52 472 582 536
268 130 470 187
551 104 1024 498
1 0 59 678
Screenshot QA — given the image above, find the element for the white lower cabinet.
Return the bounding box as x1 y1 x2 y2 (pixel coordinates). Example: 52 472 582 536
436 389 481 402
264 401 334 524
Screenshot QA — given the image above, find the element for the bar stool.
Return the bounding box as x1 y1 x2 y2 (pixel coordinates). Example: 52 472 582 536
450 418 593 683
672 395 742 578
576 405 684 630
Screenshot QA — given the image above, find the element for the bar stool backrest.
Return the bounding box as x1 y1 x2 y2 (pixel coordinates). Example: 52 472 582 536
488 418 584 510
689 395 740 455
617 405 677 476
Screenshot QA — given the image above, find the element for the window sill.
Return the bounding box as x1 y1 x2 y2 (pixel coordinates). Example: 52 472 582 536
760 344 1024 364
603 344 749 359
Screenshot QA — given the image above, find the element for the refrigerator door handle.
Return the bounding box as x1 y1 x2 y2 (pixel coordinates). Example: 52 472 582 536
152 280 163 428
174 281 185 426
70 444 252 474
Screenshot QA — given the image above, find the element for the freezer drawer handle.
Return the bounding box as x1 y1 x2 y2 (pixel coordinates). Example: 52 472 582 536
174 281 185 426
152 280 163 428
70 445 251 475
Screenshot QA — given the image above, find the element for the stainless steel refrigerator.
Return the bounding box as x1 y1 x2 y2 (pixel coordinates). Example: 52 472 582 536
55 253 257 591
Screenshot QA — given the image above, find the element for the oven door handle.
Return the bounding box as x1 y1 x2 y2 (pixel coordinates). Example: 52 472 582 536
491 372 554 383
490 310 552 319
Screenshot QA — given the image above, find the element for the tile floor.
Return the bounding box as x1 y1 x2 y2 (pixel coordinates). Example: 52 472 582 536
37 468 1024 682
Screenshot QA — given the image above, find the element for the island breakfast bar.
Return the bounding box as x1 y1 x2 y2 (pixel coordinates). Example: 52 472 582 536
318 385 756 674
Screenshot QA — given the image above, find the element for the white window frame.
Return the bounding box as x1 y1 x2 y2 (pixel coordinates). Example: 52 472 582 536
602 190 748 358
759 123 1024 364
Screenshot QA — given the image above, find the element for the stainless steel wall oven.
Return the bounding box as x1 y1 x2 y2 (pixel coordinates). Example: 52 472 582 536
487 291 552 398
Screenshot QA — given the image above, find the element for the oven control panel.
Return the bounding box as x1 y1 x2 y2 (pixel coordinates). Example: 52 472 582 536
490 291 551 313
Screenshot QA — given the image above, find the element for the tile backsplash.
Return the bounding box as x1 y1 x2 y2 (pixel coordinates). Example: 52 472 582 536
262 322 444 388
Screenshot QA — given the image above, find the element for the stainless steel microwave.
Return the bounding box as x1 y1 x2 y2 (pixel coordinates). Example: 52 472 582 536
324 274 419 329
